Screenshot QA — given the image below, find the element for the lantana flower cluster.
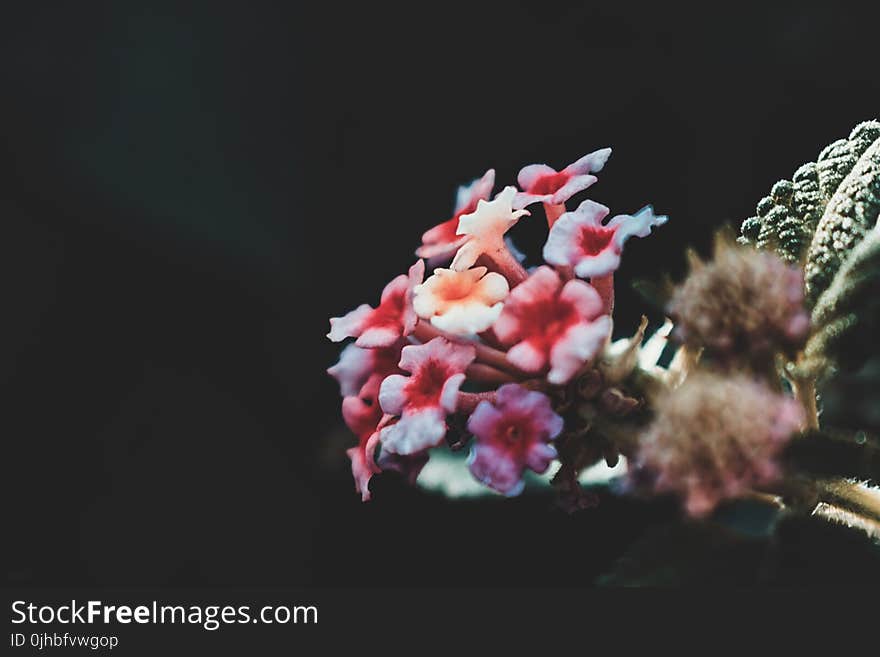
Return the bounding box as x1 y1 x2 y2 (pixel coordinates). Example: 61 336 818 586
328 149 668 500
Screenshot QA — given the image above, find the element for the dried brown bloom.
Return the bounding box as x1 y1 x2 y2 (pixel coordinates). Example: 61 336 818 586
632 371 805 517
668 236 809 370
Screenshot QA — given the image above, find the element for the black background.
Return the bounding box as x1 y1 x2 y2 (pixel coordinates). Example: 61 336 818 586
3 1 880 588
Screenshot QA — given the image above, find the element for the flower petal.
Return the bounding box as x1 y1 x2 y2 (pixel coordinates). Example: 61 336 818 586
547 315 612 385
517 163 558 191
327 304 372 342
380 407 447 455
562 147 612 175
549 174 598 205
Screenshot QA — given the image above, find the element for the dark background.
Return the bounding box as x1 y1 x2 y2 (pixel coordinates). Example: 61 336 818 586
3 1 880 587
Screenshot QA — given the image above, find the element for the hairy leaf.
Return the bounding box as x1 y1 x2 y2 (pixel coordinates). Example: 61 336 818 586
783 429 880 484
739 120 880 301
800 227 880 376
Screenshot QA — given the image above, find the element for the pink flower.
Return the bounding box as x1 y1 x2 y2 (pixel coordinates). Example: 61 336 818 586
328 260 425 348
413 266 509 336
492 266 612 384
341 395 387 502
466 384 563 496
543 200 668 278
513 148 612 209
417 169 495 262
450 186 530 271
327 341 404 398
378 337 476 454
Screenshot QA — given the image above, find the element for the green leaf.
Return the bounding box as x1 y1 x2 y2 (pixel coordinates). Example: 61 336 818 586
738 120 880 301
801 227 880 377
596 520 767 586
804 122 880 304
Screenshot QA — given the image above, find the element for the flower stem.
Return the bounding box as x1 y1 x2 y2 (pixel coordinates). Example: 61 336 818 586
791 375 819 430
413 319 530 378
544 202 566 228
591 273 615 315
457 390 499 413
486 246 528 286
816 478 880 524
466 363 516 384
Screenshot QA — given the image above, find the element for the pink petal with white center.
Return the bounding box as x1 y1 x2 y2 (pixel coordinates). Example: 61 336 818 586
543 199 611 265
548 315 612 385
543 200 667 279
377 337 476 454
327 260 425 347
514 148 612 208
493 267 610 382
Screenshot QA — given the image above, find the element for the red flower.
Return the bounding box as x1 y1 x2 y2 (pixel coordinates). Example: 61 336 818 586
417 169 495 263
513 148 612 209
378 337 476 455
542 200 668 278
328 260 425 348
493 266 611 384
466 384 563 496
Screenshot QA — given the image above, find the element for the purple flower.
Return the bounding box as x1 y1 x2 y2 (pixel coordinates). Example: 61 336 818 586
466 384 563 496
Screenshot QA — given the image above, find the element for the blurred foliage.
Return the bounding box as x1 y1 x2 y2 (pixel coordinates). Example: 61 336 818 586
597 507 880 586
783 429 880 484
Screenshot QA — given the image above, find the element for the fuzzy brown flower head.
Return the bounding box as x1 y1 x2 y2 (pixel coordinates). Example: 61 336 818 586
667 239 810 364
630 372 805 517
